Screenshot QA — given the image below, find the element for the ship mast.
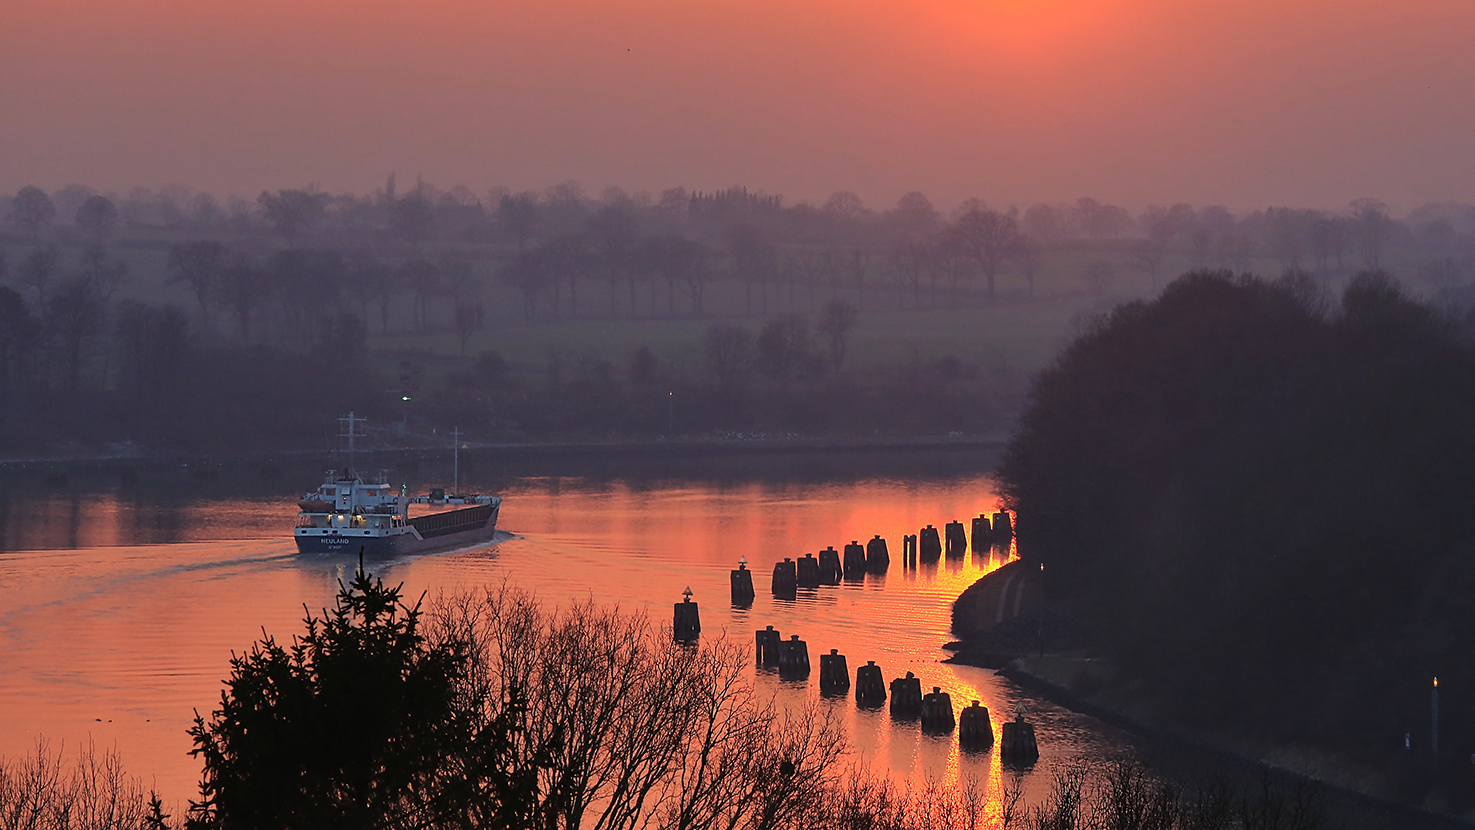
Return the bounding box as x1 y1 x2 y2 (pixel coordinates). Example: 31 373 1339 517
339 411 367 467
452 425 460 495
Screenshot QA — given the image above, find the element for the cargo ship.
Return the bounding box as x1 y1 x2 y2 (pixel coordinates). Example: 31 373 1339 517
293 467 501 555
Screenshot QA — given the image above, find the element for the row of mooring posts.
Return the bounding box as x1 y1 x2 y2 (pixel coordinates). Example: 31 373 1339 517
767 536 891 600
895 511 1014 569
752 627 1039 762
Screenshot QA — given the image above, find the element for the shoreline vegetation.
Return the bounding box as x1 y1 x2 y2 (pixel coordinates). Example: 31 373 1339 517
1 567 1340 830
956 268 1475 822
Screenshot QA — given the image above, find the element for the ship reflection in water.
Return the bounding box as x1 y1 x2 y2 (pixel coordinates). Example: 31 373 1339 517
0 468 1136 810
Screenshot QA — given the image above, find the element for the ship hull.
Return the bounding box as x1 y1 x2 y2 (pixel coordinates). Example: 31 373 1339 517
294 503 500 557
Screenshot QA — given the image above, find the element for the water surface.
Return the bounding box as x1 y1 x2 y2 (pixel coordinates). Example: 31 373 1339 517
0 451 1135 811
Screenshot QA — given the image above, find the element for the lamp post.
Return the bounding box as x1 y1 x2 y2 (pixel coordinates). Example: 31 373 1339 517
1432 676 1440 754
667 391 674 434
401 395 411 447
1038 561 1046 657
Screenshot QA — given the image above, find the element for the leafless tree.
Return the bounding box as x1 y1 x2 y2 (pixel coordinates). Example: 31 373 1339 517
80 245 129 305
167 241 226 327
47 277 105 389
1127 240 1166 291
1082 259 1116 298
74 195 119 242
256 189 329 247
19 245 61 307
8 186 56 240
887 242 928 308
1348 198 1392 269
948 208 1022 301
454 300 484 354
498 192 541 254
0 739 164 829
703 324 754 391
1016 238 1042 297
432 587 856 830
817 299 859 370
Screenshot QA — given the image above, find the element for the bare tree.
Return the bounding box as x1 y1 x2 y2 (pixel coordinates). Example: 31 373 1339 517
400 259 440 331
1348 198 1392 269
391 190 437 249
8 186 56 240
499 251 547 320
257 189 329 247
1017 237 1042 297
948 207 1021 301
817 299 859 370
1127 240 1166 291
886 243 928 308
80 245 129 305
437 587 855 830
728 224 777 315
1082 259 1116 298
454 300 484 354
703 324 754 391
498 192 540 253
47 277 105 388
167 241 227 327
18 245 61 307
217 253 265 340
74 195 119 242
589 204 639 317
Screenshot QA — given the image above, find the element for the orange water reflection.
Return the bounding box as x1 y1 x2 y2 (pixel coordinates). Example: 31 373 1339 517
0 473 1123 812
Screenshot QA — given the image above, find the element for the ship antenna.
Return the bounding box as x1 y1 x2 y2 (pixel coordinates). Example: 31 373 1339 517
339 411 367 467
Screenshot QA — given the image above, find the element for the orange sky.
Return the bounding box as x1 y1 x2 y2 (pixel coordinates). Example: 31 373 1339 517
4 0 1473 211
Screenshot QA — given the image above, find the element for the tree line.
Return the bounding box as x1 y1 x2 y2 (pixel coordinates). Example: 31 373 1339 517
6 182 1475 332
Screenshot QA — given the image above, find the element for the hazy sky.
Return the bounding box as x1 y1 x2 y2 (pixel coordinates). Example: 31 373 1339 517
4 0 1473 212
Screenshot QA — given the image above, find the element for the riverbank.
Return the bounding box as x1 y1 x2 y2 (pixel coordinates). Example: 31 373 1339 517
948 649 1475 828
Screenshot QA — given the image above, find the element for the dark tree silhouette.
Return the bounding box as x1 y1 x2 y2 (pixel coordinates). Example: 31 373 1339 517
8 186 56 240
186 565 529 830
948 207 1021 301
168 241 227 326
257 189 329 247
75 195 120 241
816 299 858 370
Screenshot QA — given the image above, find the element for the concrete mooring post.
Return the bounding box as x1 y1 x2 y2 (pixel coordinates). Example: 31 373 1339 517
944 521 967 558
796 553 821 588
902 535 919 568
992 510 1013 540
673 587 701 644
921 686 956 733
866 535 890 573
855 661 886 707
971 515 993 551
772 558 797 599
818 546 842 584
919 526 942 562
889 672 923 719
731 557 755 605
778 634 811 680
755 626 781 667
1001 702 1039 764
819 649 851 695
842 541 867 580
959 700 993 750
